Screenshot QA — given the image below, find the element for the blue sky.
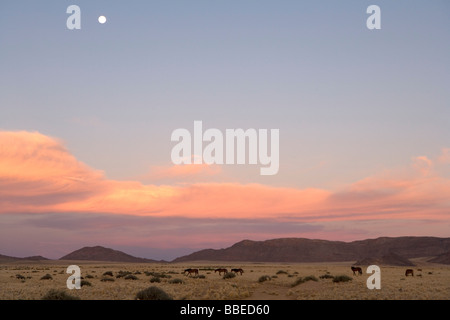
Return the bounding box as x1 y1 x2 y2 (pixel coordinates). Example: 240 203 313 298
1 1 449 187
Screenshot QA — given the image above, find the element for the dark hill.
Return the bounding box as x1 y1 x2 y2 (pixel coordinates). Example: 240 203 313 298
0 254 49 263
355 252 415 266
59 246 161 263
428 251 450 265
172 237 450 264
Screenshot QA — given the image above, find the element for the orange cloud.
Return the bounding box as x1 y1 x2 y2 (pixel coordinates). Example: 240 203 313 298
144 163 222 183
1 131 450 224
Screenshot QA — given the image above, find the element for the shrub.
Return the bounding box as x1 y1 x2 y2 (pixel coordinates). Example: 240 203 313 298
223 272 236 280
16 274 25 280
116 271 132 278
103 271 114 277
291 278 305 287
85 274 94 279
150 277 161 283
124 274 138 280
319 274 334 279
80 280 92 287
42 289 80 300
101 277 115 282
303 275 318 282
333 275 353 283
194 275 206 279
272 275 278 278
258 275 271 283
276 270 288 275
40 274 53 280
169 278 184 284
135 286 173 300
291 275 318 287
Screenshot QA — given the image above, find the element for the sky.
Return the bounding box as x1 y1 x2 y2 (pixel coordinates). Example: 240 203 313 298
1 1 449 260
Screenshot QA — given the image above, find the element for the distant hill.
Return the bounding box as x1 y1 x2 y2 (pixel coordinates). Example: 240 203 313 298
172 237 450 264
0 254 49 263
59 246 162 263
355 252 415 266
428 251 450 265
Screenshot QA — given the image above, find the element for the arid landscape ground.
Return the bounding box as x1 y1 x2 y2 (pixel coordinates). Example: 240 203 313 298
1 258 449 300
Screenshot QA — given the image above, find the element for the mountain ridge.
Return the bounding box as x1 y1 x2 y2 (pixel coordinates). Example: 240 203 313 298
172 236 450 265
2 236 450 264
59 246 165 263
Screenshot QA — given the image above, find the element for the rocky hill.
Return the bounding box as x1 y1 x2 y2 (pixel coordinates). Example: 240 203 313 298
172 237 450 264
59 246 162 263
428 251 450 265
0 254 49 263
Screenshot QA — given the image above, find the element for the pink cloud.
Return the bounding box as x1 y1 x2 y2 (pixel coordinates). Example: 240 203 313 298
142 163 223 184
1 130 450 226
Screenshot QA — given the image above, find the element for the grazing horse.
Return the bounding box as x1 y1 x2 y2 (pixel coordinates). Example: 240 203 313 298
184 268 199 277
215 268 228 276
351 266 363 275
231 268 244 275
405 269 414 277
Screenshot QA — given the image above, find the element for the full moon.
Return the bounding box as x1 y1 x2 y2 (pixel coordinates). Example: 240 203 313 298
98 16 107 24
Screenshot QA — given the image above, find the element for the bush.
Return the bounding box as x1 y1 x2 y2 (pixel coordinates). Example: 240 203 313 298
85 274 94 279
124 274 138 280
303 275 318 282
291 278 305 287
150 277 161 283
276 270 288 275
103 271 114 277
332 275 353 283
101 277 115 282
16 274 25 280
42 289 80 300
223 272 236 280
319 274 335 279
80 280 92 287
169 278 184 284
194 275 206 279
291 275 318 287
40 274 53 280
258 275 271 283
135 286 173 300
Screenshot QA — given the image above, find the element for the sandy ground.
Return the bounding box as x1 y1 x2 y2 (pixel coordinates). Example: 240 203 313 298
1 258 449 300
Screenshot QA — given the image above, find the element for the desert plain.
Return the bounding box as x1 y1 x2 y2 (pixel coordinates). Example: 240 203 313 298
1 257 449 300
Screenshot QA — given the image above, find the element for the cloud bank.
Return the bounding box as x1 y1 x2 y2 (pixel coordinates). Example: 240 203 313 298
1 130 450 223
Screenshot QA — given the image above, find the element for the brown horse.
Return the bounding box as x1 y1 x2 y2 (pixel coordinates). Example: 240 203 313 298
215 268 228 275
184 268 199 277
231 268 244 275
351 266 363 275
405 269 414 277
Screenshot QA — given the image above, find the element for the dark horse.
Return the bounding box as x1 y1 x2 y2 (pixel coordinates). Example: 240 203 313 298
184 268 199 277
405 269 414 277
215 268 228 275
351 266 363 275
231 268 244 275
